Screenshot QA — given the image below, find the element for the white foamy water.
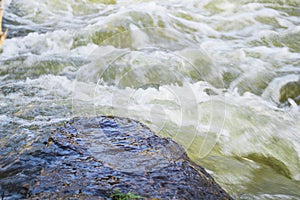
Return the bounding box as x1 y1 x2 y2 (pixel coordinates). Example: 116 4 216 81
1 0 300 199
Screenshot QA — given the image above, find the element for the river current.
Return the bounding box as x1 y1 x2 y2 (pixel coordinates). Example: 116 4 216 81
0 0 300 199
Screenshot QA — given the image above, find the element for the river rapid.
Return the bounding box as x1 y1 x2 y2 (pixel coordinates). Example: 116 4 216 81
0 0 300 199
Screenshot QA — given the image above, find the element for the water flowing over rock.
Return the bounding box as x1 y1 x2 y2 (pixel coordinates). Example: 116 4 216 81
1 116 232 199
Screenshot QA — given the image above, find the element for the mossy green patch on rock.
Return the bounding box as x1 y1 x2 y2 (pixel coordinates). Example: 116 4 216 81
111 190 144 200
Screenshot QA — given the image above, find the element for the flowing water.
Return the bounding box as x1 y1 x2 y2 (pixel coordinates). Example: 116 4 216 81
1 0 300 199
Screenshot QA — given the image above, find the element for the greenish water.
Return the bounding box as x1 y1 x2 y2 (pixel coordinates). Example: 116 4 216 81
1 0 300 199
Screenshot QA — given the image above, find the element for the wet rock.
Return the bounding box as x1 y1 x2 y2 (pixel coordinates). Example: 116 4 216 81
1 116 233 199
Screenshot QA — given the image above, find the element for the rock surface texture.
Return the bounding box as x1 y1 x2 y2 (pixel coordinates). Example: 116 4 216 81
2 116 233 199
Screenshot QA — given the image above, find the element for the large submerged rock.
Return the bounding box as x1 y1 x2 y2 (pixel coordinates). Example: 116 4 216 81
2 116 232 199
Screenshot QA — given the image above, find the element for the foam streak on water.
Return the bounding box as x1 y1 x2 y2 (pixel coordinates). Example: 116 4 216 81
0 0 300 199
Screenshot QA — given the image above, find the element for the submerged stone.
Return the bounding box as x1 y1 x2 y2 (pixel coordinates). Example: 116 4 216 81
279 80 300 105
2 116 233 199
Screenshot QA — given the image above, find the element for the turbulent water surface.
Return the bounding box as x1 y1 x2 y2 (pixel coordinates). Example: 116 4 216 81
1 0 300 199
